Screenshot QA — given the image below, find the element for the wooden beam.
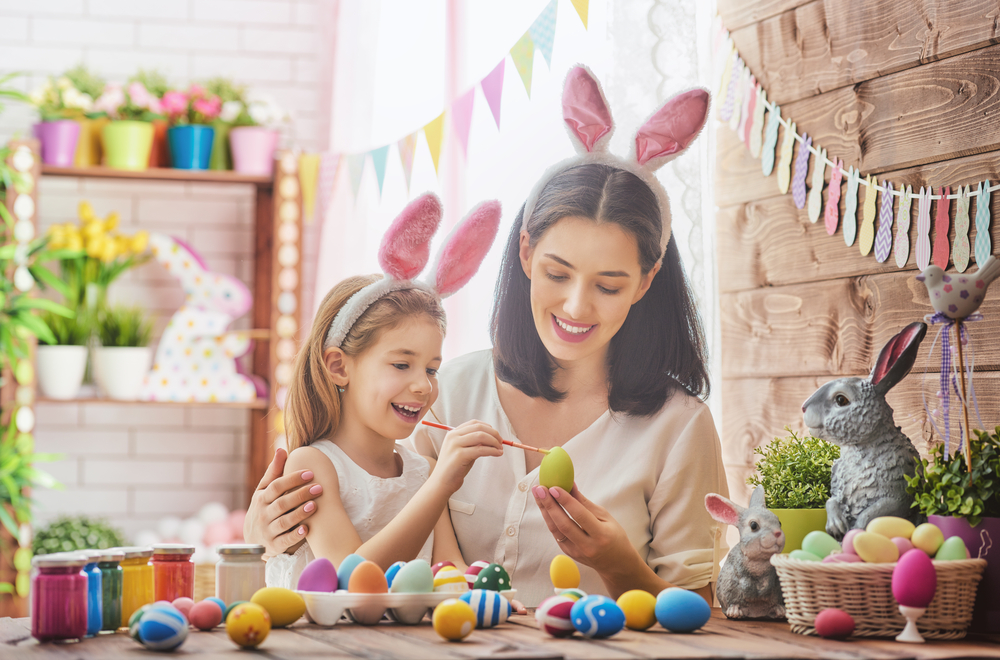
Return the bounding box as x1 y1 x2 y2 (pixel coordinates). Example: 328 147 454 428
717 0 812 32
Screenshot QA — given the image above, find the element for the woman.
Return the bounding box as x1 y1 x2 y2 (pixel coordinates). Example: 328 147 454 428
245 67 728 607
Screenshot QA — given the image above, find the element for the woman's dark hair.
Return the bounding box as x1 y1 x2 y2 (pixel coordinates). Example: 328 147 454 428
490 163 709 416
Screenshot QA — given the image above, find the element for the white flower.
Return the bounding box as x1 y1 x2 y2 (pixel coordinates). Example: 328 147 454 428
63 88 93 111
245 92 288 128
56 76 72 90
220 100 242 123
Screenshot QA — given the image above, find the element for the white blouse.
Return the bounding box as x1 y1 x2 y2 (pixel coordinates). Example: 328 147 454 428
409 349 729 607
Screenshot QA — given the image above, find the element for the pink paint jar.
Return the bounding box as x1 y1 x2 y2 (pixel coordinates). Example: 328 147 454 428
31 553 89 642
151 544 195 602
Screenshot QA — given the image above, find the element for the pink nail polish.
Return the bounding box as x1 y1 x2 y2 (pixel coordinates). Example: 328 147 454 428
304 502 315 512
297 526 306 535
532 486 547 499
302 471 314 481
309 484 322 495
549 487 560 499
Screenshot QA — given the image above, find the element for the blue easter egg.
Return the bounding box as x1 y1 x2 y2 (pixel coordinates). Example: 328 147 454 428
385 561 406 589
138 604 188 651
459 589 512 628
570 595 625 639
337 553 365 589
205 596 226 614
654 587 710 633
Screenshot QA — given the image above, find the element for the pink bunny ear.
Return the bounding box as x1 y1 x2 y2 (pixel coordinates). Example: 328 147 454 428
378 193 443 280
633 88 710 170
705 493 741 526
433 200 502 297
562 65 614 154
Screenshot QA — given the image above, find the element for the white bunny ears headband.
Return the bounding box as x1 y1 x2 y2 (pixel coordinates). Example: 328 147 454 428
521 65 711 264
324 193 502 349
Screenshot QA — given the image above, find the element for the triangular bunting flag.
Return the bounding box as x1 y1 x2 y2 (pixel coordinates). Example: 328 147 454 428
510 31 535 97
397 133 418 194
424 111 446 175
481 60 505 129
298 152 321 224
451 88 475 159
529 0 557 67
570 0 588 28
370 145 389 198
347 152 367 198
316 152 340 226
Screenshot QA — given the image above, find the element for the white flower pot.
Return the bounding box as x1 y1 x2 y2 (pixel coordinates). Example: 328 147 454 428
36 345 88 400
93 346 152 401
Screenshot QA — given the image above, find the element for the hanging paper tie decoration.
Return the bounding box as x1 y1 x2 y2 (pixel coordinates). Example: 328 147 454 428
874 180 894 263
894 185 913 268
954 186 972 272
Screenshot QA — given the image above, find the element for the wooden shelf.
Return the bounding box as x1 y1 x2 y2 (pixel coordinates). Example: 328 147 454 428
39 396 270 409
41 164 273 187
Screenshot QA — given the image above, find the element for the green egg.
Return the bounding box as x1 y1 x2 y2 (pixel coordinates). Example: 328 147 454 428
789 549 822 562
802 530 842 559
225 600 248 619
935 536 968 561
539 447 574 493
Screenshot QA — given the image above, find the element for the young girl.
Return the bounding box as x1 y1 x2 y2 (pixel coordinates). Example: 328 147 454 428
265 195 504 588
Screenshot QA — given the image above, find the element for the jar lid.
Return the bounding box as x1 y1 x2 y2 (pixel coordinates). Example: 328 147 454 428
33 552 88 568
217 544 265 556
117 546 154 559
152 543 196 556
98 550 126 563
80 549 105 563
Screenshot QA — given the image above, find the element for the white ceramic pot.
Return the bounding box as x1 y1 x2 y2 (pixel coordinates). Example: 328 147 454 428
36 345 88 400
93 346 152 400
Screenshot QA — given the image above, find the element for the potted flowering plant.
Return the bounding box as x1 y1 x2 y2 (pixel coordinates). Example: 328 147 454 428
29 76 94 167
227 91 288 176
94 81 161 170
204 77 247 171
161 84 221 170
128 70 171 168
63 65 107 167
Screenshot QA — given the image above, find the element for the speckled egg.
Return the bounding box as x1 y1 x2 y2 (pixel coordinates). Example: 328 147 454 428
189 600 223 631
137 604 188 651
549 555 580 589
431 561 456 575
459 589 511 628
815 608 855 639
536 596 576 637
571 595 625 638
559 588 587 601
789 549 822 562
337 554 365 590
298 557 338 592
841 529 863 555
250 587 306 627
171 597 194 618
473 563 511 592
935 536 969 561
867 516 915 540
892 549 937 608
385 561 405 588
226 602 271 648
655 587 711 633
801 531 841 559
465 560 490 589
539 447 574 493
390 559 434 593
616 589 657 631
432 598 476 641
911 523 945 556
433 565 470 593
348 560 388 593
852 531 899 563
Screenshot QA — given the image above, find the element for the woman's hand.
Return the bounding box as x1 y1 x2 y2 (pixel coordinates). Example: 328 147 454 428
244 448 324 560
429 421 503 494
532 483 632 569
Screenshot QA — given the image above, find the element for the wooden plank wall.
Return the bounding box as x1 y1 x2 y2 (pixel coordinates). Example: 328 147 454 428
716 0 1000 505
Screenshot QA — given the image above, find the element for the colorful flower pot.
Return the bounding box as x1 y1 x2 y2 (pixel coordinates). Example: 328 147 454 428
930 515 1000 633
148 119 170 168
229 126 278 176
102 120 154 171
168 125 215 170
74 116 108 167
209 120 233 170
769 508 827 553
33 120 81 167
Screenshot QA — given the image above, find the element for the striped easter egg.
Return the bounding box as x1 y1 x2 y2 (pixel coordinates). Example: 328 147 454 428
535 595 576 637
138 604 189 651
570 595 625 639
432 565 469 593
464 560 490 589
459 589 511 628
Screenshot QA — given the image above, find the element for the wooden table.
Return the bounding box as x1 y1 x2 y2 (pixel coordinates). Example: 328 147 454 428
3 610 999 659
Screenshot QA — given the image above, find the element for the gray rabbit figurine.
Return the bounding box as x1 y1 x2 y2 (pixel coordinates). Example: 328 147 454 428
705 485 785 619
802 322 928 540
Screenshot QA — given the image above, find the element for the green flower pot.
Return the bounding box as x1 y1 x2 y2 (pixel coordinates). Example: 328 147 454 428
102 120 154 171
209 120 232 170
770 508 827 553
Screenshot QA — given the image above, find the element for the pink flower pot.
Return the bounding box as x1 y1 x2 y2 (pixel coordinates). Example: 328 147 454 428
33 120 81 167
229 126 278 176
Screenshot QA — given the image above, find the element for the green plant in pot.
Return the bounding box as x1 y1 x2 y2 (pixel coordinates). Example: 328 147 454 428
92 304 153 401
747 427 840 553
35 311 91 400
32 515 126 555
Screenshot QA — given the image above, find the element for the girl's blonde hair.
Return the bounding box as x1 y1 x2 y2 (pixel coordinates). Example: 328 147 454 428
285 274 446 452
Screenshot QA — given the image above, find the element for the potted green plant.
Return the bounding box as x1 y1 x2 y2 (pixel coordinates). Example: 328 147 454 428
204 77 247 171
93 304 153 400
35 311 91 400
29 75 93 167
227 91 288 176
906 429 1000 632
161 84 222 170
747 427 840 553
32 515 126 555
63 65 107 167
93 81 161 171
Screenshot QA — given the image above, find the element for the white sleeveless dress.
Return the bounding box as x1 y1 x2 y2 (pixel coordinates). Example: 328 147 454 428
265 439 434 589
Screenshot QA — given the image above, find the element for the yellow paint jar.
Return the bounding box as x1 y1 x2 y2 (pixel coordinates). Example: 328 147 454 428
119 546 154 628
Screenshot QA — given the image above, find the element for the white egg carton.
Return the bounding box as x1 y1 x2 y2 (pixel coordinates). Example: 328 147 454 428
298 590 517 626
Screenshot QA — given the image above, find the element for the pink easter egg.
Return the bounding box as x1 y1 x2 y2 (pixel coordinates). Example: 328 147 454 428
227 510 247 540
189 599 223 631
822 552 863 564
298 557 338 592
841 529 863 555
432 561 456 576
172 596 194 618
892 549 937 608
203 520 232 546
815 608 855 639
891 537 914 556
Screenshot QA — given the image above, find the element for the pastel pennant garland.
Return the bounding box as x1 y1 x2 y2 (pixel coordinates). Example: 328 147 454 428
347 152 367 198
874 180 894 263
451 88 475 159
776 120 795 194
529 0 558 67
807 146 826 223
791 134 811 209
423 111 446 174
510 31 536 97
737 74 754 143
570 0 588 28
894 185 913 268
748 87 766 158
975 180 992 266
316 152 340 225
915 186 932 270
954 185 971 272
824 158 843 235
729 65 748 131
298 152 320 224
370 145 389 197
760 104 780 176
716 43 736 99
397 133 418 193
719 56 740 122
481 60 505 129
843 166 860 247
933 186 951 269
859 175 878 256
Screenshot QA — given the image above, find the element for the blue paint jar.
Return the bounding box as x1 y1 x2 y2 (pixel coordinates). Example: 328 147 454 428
82 551 103 636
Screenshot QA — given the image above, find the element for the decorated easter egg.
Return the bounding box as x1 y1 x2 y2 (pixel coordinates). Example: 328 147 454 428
390 559 434 593
189 599 223 631
250 587 306 627
867 516 915 540
559 588 587 601
433 565 470 593
138 604 188 651
801 531 841 559
852 531 899 563
550 555 581 589
841 528 863 555
464 560 490 589
128 604 151 640
821 552 863 564
432 598 476 641
171 597 194 618
912 523 945 556
616 589 657 631
789 549 822 562
226 602 271 648
225 601 248 619
536 595 576 637
432 561 456 575
473 563 511 592
539 447 574 493
655 587 711 633
935 535 969 561
892 549 937 608
815 608 855 639
385 561 405 588
298 557 338 592
571 595 625 638
205 596 226 615
348 560 388 593
459 589 511 628
337 554 365 589
891 537 914 556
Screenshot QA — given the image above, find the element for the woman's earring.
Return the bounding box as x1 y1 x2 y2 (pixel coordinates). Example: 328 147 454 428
338 386 345 393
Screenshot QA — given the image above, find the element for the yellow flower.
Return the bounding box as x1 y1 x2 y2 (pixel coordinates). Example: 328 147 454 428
103 212 120 232
114 235 131 256
85 235 106 259
100 241 118 263
83 220 104 240
65 234 83 251
130 231 149 254
78 201 95 222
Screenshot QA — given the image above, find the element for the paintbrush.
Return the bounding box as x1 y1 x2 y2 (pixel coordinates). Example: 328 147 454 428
421 420 550 454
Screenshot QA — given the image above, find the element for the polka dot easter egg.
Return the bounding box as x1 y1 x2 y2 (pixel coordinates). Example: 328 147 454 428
226 602 271 648
549 554 580 590
536 595 576 637
464 560 490 589
459 589 512 628
431 561 456 575
473 563 510 592
433 565 469 593
137 604 188 652
433 598 476 641
571 595 625 638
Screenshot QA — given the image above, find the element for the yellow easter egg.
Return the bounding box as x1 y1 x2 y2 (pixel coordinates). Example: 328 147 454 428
911 523 945 556
539 447 574 493
432 598 476 641
852 531 900 563
226 602 271 648
549 555 580 589
616 589 657 631
866 516 915 540
250 587 305 628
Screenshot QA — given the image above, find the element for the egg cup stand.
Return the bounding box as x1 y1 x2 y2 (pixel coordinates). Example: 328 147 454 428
771 555 986 639
298 590 517 626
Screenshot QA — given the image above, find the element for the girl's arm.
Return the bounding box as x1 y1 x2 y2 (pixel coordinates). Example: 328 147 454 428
424 455 467 572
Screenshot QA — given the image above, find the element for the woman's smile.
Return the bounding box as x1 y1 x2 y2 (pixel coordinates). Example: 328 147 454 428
551 314 596 342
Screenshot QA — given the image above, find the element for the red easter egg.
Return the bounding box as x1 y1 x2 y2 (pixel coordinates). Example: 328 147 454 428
841 529 863 555
815 608 855 639
536 595 575 637
432 561 456 576
172 597 194 617
892 549 937 608
189 599 223 631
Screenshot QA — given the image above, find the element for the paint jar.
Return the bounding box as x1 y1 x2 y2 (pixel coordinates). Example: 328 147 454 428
151 544 195 602
81 551 103 636
31 553 88 642
216 544 265 605
119 546 154 627
98 549 124 632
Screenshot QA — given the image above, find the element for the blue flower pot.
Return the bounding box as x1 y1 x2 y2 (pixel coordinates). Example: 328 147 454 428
168 125 215 170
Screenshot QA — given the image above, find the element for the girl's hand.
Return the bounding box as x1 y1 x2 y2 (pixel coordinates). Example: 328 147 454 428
430 421 503 493
244 448 323 560
532 483 632 570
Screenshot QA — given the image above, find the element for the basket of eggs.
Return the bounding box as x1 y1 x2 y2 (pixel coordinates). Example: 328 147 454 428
771 517 986 639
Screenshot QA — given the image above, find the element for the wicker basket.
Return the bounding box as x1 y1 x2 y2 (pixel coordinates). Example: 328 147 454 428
194 562 217 602
772 554 986 639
